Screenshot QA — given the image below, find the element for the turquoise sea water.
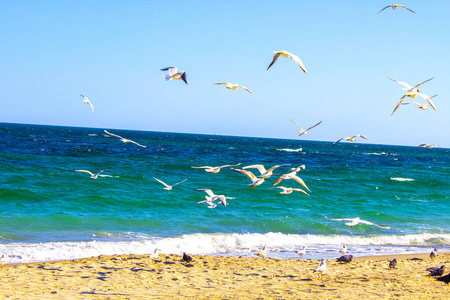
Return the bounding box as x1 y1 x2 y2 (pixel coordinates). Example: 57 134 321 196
0 123 449 263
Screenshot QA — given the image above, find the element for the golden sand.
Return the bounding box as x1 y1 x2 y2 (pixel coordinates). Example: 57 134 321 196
1 252 449 299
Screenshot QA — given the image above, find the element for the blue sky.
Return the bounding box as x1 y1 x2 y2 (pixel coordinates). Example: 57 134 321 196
1 0 449 147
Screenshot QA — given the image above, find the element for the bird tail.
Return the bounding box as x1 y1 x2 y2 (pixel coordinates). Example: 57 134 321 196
163 74 172 81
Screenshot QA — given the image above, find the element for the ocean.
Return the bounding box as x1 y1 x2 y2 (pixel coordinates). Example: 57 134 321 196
0 122 449 263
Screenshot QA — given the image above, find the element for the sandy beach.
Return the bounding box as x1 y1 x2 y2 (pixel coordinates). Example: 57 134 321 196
1 251 449 299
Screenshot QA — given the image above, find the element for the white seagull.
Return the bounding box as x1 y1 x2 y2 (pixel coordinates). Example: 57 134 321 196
243 164 290 179
80 94 94 114
295 246 306 258
290 119 322 136
213 82 253 94
196 189 229 208
257 246 267 258
161 67 189 84
340 245 347 254
419 144 440 149
390 77 434 115
191 163 241 173
333 135 367 145
153 177 187 191
398 93 437 113
376 4 417 15
104 130 147 148
325 216 390 229
272 166 310 191
150 249 161 263
313 259 327 279
76 169 109 179
271 186 309 196
231 168 265 189
267 50 307 73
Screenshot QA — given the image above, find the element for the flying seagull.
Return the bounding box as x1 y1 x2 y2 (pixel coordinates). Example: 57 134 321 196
80 94 94 114
76 169 109 179
333 135 367 145
153 177 187 191
230 168 265 188
325 216 390 229
104 130 147 148
376 4 417 15
196 189 229 207
243 164 290 178
191 163 241 173
272 167 310 192
161 67 189 84
393 93 437 115
267 50 307 73
290 119 322 136
419 144 440 149
271 186 309 196
213 82 253 94
390 77 434 114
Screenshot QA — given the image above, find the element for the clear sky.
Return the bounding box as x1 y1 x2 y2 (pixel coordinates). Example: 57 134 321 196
1 0 449 147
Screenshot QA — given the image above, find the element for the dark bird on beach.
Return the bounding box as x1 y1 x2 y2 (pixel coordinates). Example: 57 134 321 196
182 252 193 263
389 258 397 269
430 248 438 259
437 273 450 285
427 265 445 277
336 255 353 263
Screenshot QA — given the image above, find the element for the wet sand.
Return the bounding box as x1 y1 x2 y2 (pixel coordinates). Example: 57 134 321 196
1 252 449 299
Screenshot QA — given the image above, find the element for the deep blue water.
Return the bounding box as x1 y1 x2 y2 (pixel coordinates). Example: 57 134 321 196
0 123 449 262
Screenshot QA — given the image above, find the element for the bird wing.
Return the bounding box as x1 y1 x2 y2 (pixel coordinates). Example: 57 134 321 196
412 77 433 90
398 5 417 15
376 5 393 15
153 177 170 188
213 83 227 85
160 67 174 71
88 101 94 114
391 95 407 115
243 164 267 175
389 78 412 90
104 130 124 139
128 139 147 148
219 163 241 168
231 168 257 180
305 121 322 132
267 53 281 70
289 119 304 131
76 170 94 176
80 94 88 101
353 134 367 139
422 93 437 111
401 102 421 106
358 219 390 229
96 169 109 176
272 176 284 186
292 188 310 196
333 138 345 145
180 71 189 84
289 53 307 73
238 85 254 94
267 164 290 173
173 178 188 186
291 175 310 191
325 216 354 222
196 189 215 197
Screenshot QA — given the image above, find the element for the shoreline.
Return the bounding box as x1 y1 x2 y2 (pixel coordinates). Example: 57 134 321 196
2 251 449 299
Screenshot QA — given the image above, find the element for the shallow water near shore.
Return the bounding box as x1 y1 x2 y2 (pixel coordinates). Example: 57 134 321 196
0 123 449 263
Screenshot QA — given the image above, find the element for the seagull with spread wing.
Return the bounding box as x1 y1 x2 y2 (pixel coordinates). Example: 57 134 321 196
242 164 290 179
267 50 307 73
191 163 241 173
290 119 322 136
104 130 147 148
153 177 187 191
376 4 417 15
272 166 310 191
161 67 189 84
390 77 434 115
80 94 94 114
231 168 265 189
333 135 367 145
213 82 253 94
76 169 109 179
271 186 309 196
196 189 229 207
325 216 390 229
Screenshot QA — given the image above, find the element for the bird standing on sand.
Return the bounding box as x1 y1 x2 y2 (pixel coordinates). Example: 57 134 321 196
161 67 189 84
104 130 147 148
427 265 445 277
153 177 187 191
150 249 161 263
333 135 367 145
271 186 309 196
430 248 438 259
337 255 353 263
213 82 253 94
437 272 450 285
182 252 193 263
76 169 109 179
295 246 306 258
389 258 397 269
340 245 347 254
376 4 417 15
314 259 327 279
290 119 322 136
80 94 94 114
257 246 267 258
267 50 307 73
191 163 241 173
325 216 390 229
